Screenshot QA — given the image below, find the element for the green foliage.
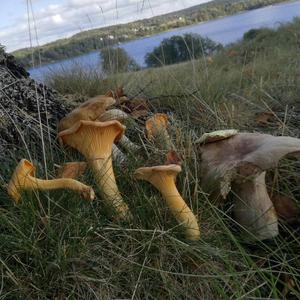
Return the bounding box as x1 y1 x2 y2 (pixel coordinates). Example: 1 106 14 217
100 47 140 74
243 28 274 40
145 33 222 67
13 0 288 68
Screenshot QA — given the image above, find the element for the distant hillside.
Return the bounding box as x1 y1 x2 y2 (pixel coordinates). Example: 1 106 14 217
13 0 289 68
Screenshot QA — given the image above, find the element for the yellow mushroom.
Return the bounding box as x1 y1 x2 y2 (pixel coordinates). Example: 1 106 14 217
58 120 130 219
7 159 95 203
58 95 115 132
145 113 172 149
134 164 200 241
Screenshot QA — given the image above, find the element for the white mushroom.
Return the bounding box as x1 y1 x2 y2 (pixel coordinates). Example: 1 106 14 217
199 131 300 240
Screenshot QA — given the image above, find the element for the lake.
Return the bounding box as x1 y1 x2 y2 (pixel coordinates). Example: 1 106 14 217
29 0 300 81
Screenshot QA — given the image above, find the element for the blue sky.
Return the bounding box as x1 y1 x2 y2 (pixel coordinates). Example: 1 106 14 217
0 0 210 52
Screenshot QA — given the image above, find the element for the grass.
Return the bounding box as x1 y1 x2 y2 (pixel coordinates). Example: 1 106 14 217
1 19 300 299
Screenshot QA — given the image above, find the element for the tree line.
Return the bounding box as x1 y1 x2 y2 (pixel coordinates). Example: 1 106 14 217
12 0 288 68
100 33 222 74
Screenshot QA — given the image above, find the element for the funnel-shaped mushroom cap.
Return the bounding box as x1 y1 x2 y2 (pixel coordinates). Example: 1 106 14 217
134 164 200 241
201 133 300 195
145 113 169 140
58 95 115 132
7 159 95 203
58 120 125 159
99 109 129 123
135 164 181 186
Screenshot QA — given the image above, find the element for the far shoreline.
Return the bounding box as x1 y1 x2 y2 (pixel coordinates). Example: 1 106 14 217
19 0 294 71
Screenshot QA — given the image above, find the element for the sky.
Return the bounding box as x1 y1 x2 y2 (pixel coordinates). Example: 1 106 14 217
0 0 210 52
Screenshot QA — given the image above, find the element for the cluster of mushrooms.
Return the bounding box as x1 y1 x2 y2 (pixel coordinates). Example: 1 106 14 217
6 90 300 242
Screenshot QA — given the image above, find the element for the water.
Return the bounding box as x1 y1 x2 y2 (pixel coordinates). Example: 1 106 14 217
29 0 300 81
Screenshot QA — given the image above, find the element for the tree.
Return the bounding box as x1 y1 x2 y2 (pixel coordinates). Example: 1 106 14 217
145 33 222 67
100 47 140 74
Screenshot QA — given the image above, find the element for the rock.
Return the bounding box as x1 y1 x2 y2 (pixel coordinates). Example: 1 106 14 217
0 46 69 161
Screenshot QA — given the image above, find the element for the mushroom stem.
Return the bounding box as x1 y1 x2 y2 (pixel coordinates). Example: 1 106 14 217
112 144 127 163
157 178 199 240
118 135 140 152
135 165 200 240
30 177 93 195
91 157 129 218
232 172 278 240
8 159 95 203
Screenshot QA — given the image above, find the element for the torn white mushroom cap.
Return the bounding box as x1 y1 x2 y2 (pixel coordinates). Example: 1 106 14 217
195 129 238 145
200 133 300 197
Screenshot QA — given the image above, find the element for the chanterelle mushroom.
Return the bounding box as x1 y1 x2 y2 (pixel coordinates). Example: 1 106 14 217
199 130 300 240
58 120 130 219
8 159 95 203
134 164 200 241
58 95 115 132
145 113 172 150
58 97 127 164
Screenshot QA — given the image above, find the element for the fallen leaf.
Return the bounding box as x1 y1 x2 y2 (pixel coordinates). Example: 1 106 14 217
255 111 276 126
105 90 114 98
165 150 182 165
271 193 300 222
227 50 239 57
115 87 126 98
282 273 296 297
57 162 87 179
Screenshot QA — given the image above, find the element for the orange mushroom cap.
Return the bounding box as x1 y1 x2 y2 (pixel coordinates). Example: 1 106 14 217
58 120 125 160
145 113 169 140
58 95 115 132
7 159 36 202
135 164 181 185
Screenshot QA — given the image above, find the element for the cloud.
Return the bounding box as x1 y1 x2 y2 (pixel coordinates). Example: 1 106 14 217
0 0 210 52
52 14 64 24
